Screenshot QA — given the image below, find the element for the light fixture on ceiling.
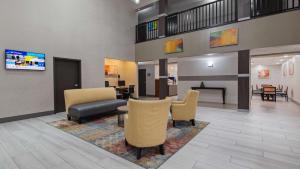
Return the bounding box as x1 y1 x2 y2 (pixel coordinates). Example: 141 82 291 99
133 0 140 4
284 55 289 58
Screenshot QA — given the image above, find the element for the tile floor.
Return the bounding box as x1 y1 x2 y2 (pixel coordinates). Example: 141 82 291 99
0 96 300 169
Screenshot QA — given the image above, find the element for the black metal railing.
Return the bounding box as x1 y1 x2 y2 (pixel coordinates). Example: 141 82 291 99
136 19 159 43
136 0 300 43
166 0 238 36
252 0 300 17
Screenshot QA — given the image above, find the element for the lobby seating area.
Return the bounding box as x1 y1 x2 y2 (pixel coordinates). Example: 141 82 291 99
64 88 200 160
1 0 300 169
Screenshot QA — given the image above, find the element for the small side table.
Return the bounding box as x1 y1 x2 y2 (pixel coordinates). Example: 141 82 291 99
117 106 128 127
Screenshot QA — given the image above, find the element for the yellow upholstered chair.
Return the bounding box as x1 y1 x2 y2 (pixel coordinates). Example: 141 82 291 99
171 90 199 127
124 99 171 159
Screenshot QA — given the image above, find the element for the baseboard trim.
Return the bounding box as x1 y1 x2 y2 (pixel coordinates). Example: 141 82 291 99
0 110 54 123
291 99 300 105
238 109 250 112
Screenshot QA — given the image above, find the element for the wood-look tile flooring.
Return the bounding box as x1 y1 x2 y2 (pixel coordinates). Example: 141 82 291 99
1 96 300 169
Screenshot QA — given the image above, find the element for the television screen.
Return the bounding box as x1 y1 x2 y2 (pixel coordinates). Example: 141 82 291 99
5 49 46 71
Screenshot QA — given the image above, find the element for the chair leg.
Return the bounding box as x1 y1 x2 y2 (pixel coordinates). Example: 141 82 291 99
190 119 195 126
159 144 165 155
77 118 82 124
67 114 71 121
173 120 176 127
125 139 128 146
137 148 142 160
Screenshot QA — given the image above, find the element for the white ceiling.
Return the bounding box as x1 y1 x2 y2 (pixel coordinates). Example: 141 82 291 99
251 44 300 66
251 54 299 66
250 44 300 56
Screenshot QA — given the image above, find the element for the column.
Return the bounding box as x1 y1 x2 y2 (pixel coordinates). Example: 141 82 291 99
158 0 168 38
159 59 168 99
238 50 250 110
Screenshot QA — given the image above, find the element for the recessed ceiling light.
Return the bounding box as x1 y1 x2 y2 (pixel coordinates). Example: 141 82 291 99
284 55 289 58
134 0 140 4
207 53 215 56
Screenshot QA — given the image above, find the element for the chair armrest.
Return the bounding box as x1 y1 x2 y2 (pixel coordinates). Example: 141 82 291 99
124 114 129 126
171 103 186 113
124 114 130 133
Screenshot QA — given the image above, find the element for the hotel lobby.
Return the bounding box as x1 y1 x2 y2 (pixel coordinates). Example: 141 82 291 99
1 0 300 169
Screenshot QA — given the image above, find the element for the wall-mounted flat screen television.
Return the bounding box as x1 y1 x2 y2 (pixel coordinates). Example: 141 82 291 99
5 49 46 71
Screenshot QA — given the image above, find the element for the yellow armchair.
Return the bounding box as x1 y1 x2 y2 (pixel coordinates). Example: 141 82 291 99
171 90 199 127
124 99 171 160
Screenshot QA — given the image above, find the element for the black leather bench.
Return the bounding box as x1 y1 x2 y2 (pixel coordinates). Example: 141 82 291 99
68 99 127 123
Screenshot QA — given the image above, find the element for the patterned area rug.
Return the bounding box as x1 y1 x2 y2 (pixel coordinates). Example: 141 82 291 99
49 116 209 169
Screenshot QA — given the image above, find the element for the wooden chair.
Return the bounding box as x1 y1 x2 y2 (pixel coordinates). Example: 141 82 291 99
277 87 289 101
261 87 276 102
123 85 135 100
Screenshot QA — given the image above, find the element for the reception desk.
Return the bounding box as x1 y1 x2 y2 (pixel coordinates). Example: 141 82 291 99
169 85 178 96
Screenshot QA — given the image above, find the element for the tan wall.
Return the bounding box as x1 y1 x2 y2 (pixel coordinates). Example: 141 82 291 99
136 10 300 61
0 0 136 118
105 58 138 97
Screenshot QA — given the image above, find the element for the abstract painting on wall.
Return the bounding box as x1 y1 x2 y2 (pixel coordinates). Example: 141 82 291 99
258 69 270 79
210 28 238 48
289 61 294 76
165 39 183 54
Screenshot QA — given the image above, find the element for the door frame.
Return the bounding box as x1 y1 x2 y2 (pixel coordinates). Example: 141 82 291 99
53 57 82 113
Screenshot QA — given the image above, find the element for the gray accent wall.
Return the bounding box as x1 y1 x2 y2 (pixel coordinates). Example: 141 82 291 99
178 55 238 104
136 10 300 61
0 0 136 118
179 75 238 81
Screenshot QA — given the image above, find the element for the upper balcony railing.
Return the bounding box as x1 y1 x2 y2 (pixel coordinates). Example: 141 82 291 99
251 0 300 18
136 0 300 43
167 0 237 36
136 19 159 43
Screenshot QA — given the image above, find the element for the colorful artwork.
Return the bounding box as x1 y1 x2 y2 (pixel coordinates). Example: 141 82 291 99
289 61 294 76
283 63 287 77
104 64 118 77
147 20 158 31
164 39 183 54
258 69 270 79
5 49 46 71
210 28 238 48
